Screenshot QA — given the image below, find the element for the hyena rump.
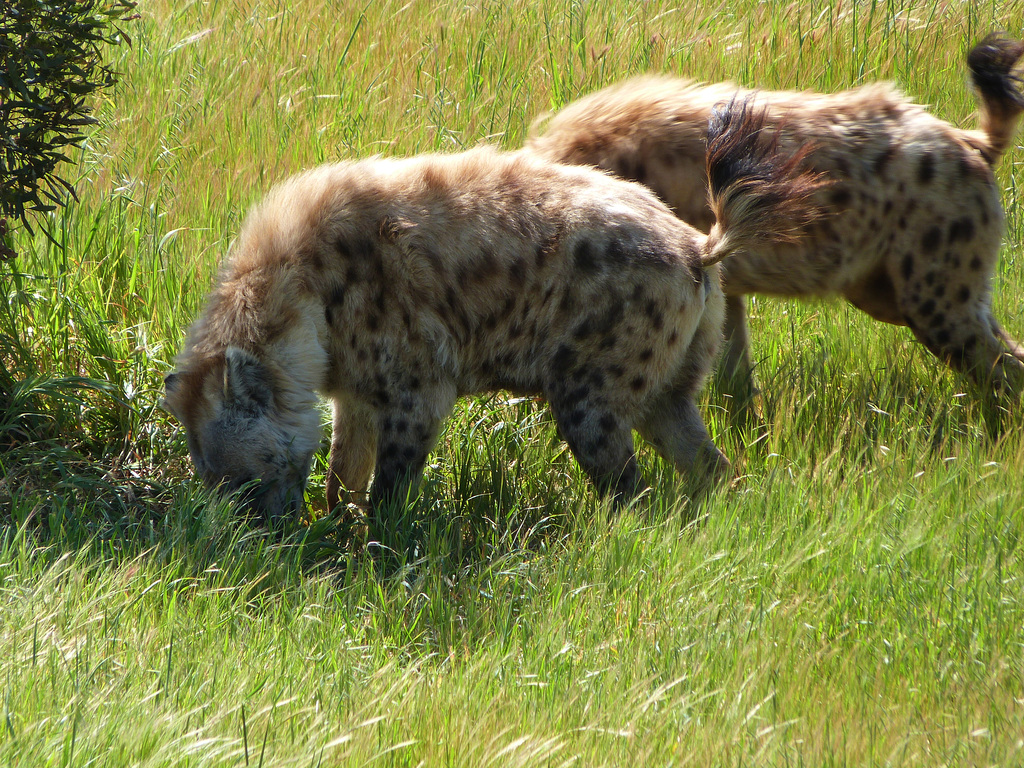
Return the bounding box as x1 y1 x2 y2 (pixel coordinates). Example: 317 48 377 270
162 115 819 522
527 33 1024 399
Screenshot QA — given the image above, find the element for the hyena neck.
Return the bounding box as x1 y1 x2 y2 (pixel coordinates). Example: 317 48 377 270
263 313 332 414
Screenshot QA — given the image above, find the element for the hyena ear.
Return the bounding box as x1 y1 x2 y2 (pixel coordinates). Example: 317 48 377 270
161 372 183 418
223 346 275 412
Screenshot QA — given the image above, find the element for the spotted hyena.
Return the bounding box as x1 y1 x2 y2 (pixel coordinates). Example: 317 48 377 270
527 33 1024 400
162 111 820 522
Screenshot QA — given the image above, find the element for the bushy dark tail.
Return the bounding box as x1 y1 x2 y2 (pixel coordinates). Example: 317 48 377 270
966 32 1024 164
701 98 826 267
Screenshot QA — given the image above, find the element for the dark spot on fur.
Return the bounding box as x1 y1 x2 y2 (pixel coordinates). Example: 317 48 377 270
930 312 946 328
668 330 679 346
606 238 629 264
565 384 590 404
956 286 971 303
630 376 646 392
935 329 951 346
949 218 975 243
874 145 896 175
901 255 915 280
558 291 575 315
639 348 653 362
969 256 983 270
573 318 595 340
609 364 625 378
598 414 616 433
830 188 853 209
599 334 618 351
551 345 577 376
918 152 935 184
919 299 936 316
367 314 380 332
574 240 599 274
568 409 585 427
509 257 527 287
921 228 942 252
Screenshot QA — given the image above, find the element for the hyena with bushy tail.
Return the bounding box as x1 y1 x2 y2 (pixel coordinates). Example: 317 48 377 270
162 106 821 523
527 33 1024 401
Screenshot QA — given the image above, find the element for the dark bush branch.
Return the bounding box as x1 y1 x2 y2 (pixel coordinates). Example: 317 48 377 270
1 0 138 256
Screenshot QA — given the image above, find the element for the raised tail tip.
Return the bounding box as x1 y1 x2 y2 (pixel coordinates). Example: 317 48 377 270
703 97 828 266
967 32 1024 110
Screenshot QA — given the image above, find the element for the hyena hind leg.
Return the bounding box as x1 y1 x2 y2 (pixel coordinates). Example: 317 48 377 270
638 394 732 503
717 294 761 414
905 299 1024 396
548 397 644 508
327 395 378 512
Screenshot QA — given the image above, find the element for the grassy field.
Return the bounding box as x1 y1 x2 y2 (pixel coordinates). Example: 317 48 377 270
3 0 1024 764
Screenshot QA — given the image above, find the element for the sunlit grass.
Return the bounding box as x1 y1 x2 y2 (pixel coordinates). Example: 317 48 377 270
2 0 1024 765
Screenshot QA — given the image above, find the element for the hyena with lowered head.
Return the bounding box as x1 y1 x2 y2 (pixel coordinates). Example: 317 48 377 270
162 108 821 523
527 33 1024 400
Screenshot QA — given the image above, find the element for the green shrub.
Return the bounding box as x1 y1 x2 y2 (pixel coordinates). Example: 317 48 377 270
1 0 137 251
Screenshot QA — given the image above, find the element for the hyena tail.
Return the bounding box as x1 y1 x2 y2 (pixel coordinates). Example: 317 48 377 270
967 32 1024 164
700 97 826 267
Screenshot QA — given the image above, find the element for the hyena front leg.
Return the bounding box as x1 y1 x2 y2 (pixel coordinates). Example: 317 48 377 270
327 394 378 512
367 384 455 516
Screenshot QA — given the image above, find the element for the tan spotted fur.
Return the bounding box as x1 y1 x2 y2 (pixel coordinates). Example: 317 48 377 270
527 34 1024 399
163 123 820 522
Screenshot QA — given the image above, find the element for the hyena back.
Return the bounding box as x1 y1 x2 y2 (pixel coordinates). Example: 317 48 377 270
163 116 819 522
527 33 1024 398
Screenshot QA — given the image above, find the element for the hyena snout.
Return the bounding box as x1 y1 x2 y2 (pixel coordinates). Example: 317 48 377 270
165 346 320 521
192 415 313 520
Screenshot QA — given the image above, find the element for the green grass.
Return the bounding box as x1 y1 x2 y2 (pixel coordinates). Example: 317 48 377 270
3 0 1024 764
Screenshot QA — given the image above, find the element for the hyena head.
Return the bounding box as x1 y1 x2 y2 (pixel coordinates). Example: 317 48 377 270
162 345 322 520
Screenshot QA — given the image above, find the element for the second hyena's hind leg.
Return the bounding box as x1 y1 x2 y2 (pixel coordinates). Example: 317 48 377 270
717 294 763 422
904 295 1024 397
